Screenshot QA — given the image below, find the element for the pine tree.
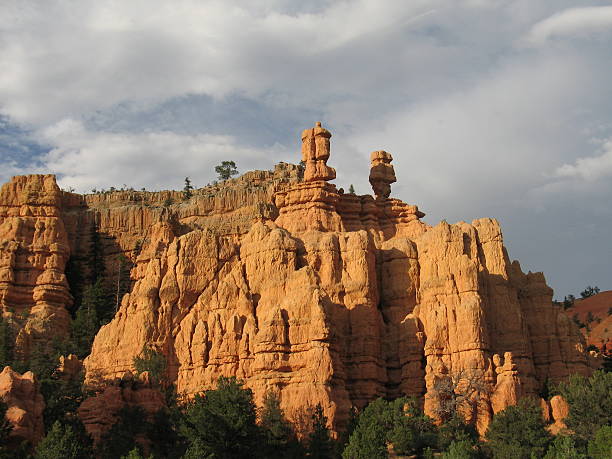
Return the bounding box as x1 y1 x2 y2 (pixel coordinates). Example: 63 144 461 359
260 390 302 458
348 184 355 194
180 376 261 458
307 404 336 459
34 421 92 459
215 161 239 181
485 399 551 459
183 177 194 200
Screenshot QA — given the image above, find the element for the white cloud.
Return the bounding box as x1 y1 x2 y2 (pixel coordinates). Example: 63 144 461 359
32 119 285 193
527 6 612 44
553 139 612 181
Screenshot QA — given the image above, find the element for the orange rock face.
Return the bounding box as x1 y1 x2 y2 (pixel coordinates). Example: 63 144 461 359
0 124 597 435
0 175 72 358
0 366 45 445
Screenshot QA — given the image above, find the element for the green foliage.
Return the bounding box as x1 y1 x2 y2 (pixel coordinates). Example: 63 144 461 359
588 425 612 459
260 390 302 458
580 285 600 299
70 278 110 358
88 225 105 283
563 294 575 309
543 435 585 459
557 371 612 443
100 406 148 459
441 440 479 459
342 397 436 459
183 177 194 200
133 346 167 387
180 376 261 459
121 448 145 459
348 184 355 194
437 414 478 452
34 421 92 459
484 399 551 459
307 404 337 459
146 408 186 459
215 161 239 181
0 316 14 368
342 398 389 459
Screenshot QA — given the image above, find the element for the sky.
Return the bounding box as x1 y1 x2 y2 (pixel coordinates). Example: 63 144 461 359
1 0 611 297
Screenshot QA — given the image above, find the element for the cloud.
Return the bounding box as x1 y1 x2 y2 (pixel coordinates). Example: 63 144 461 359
1 0 612 295
527 6 612 44
32 118 287 192
553 139 612 181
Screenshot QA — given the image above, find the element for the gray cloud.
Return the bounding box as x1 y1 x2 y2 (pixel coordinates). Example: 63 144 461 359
1 0 611 296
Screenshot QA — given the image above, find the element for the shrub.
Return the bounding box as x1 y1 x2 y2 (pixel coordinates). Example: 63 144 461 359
587 425 612 459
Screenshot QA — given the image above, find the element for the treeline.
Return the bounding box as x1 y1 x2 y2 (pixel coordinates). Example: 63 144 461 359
1 368 607 459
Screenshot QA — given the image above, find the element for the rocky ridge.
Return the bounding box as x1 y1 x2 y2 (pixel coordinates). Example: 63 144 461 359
0 123 597 436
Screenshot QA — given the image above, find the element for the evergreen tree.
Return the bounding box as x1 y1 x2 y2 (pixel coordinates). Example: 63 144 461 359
0 316 13 368
387 398 437 457
543 435 585 459
99 406 149 459
180 376 261 458
121 448 145 459
260 390 302 458
588 425 612 459
307 404 336 459
215 161 239 181
34 421 93 459
348 184 355 194
88 224 105 283
147 408 186 459
183 177 194 200
437 414 478 452
342 398 388 459
484 399 551 459
133 346 167 387
441 440 479 459
557 371 612 444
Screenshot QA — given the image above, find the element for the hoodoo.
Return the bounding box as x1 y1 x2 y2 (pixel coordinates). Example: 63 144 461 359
0 123 597 437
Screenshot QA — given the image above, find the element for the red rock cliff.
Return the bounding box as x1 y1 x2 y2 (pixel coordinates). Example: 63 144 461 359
0 124 596 434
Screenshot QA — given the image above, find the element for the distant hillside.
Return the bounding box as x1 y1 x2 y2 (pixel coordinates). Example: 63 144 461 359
564 290 612 352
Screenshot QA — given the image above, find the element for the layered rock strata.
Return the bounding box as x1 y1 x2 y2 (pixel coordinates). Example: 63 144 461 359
0 123 597 435
0 175 72 357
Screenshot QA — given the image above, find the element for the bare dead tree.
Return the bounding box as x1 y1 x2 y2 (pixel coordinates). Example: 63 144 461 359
428 369 492 423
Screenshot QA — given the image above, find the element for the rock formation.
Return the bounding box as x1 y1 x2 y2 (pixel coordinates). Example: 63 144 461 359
0 175 73 359
369 150 396 200
0 123 598 435
77 372 165 444
0 366 45 445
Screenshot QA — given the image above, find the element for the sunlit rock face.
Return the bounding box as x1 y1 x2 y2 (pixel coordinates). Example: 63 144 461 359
0 123 596 433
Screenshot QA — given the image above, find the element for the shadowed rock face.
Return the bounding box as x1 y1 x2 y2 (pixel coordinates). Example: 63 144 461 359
0 125 598 434
0 366 45 445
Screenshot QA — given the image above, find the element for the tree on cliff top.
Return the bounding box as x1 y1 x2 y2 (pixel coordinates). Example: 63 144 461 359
183 177 194 200
580 285 600 298
215 161 238 181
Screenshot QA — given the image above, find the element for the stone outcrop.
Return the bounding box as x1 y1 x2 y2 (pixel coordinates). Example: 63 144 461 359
0 123 597 435
0 366 45 445
77 372 165 444
369 151 396 200
0 175 72 358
